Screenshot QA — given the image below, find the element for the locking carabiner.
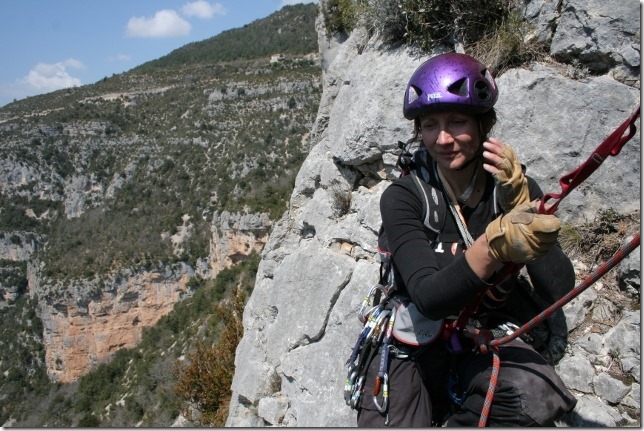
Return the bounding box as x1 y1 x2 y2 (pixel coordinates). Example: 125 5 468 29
372 372 389 413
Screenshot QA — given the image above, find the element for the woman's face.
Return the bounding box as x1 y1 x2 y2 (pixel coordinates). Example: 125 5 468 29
419 111 481 171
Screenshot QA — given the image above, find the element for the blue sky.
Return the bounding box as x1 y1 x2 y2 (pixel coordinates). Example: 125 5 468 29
0 0 317 108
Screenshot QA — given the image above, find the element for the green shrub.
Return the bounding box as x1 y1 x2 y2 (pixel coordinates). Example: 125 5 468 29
78 414 100 427
173 287 247 426
322 0 368 34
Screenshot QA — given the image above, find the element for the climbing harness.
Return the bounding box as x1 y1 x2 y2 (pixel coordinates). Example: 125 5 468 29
344 145 445 422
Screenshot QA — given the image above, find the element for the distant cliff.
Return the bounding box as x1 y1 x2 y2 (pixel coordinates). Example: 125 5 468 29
33 211 271 383
227 0 640 427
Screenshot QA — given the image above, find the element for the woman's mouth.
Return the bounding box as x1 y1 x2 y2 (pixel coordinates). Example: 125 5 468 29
437 151 458 159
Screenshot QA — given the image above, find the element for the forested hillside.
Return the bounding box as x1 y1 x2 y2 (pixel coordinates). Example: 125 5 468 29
0 3 321 426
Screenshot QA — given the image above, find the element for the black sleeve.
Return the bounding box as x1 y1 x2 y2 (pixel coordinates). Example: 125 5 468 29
380 180 491 320
526 244 576 302
526 174 543 202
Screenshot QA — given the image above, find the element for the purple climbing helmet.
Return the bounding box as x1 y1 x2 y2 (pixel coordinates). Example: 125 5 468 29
403 52 498 120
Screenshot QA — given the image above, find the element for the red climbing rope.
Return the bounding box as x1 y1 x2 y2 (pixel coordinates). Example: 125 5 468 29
478 347 501 427
473 106 641 427
490 233 641 349
474 233 640 426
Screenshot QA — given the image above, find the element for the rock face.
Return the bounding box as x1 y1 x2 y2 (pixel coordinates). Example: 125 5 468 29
227 0 640 427
0 233 37 303
209 211 272 274
39 265 194 383
32 210 270 383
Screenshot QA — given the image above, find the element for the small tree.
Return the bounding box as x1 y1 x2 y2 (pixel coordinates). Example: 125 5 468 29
174 288 246 426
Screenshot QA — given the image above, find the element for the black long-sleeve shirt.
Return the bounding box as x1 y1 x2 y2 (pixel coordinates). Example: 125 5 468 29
379 157 575 323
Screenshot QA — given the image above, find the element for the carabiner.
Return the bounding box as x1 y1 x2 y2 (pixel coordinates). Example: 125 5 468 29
498 322 520 337
370 310 390 343
358 284 382 323
344 368 358 404
448 372 468 405
372 373 389 413
350 375 365 409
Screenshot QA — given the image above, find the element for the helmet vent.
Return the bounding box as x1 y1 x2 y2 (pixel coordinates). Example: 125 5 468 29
482 69 496 88
447 78 468 97
407 85 421 104
474 80 490 101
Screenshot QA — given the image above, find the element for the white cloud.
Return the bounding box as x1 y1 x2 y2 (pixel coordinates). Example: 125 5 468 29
125 9 191 38
61 58 85 70
20 59 84 92
181 1 227 19
0 58 85 106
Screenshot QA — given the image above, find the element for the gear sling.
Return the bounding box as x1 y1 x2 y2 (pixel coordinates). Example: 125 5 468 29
344 141 451 421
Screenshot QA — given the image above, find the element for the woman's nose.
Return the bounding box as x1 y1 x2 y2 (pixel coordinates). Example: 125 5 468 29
436 129 454 145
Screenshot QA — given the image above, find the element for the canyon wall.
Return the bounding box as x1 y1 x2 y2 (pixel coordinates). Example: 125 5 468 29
24 210 270 383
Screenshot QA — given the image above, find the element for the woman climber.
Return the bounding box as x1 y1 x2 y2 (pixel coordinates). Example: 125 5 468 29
355 52 577 427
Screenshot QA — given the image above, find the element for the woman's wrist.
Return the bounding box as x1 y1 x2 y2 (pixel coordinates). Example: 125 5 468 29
464 234 503 280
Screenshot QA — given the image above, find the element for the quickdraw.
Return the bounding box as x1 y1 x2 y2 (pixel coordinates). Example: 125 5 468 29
345 284 411 425
373 307 396 415
344 283 394 411
538 106 641 216
468 105 641 427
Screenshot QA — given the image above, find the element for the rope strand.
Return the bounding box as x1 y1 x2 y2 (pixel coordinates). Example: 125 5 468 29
472 233 640 427
490 232 640 348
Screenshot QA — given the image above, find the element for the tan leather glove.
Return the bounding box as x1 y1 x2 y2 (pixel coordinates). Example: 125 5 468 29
493 145 531 211
486 202 560 263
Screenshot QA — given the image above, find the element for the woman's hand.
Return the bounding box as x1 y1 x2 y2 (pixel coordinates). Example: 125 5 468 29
485 201 561 264
482 138 530 211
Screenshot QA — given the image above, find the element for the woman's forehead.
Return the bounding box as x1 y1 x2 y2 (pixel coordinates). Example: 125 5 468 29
419 111 475 121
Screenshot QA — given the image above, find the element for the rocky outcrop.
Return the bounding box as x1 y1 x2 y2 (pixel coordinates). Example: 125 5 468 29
39 264 194 383
0 233 38 304
227 0 640 427
209 211 272 274
0 232 37 262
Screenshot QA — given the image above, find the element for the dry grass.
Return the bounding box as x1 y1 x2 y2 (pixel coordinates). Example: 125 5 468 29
559 209 640 264
323 0 549 77
465 9 548 76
